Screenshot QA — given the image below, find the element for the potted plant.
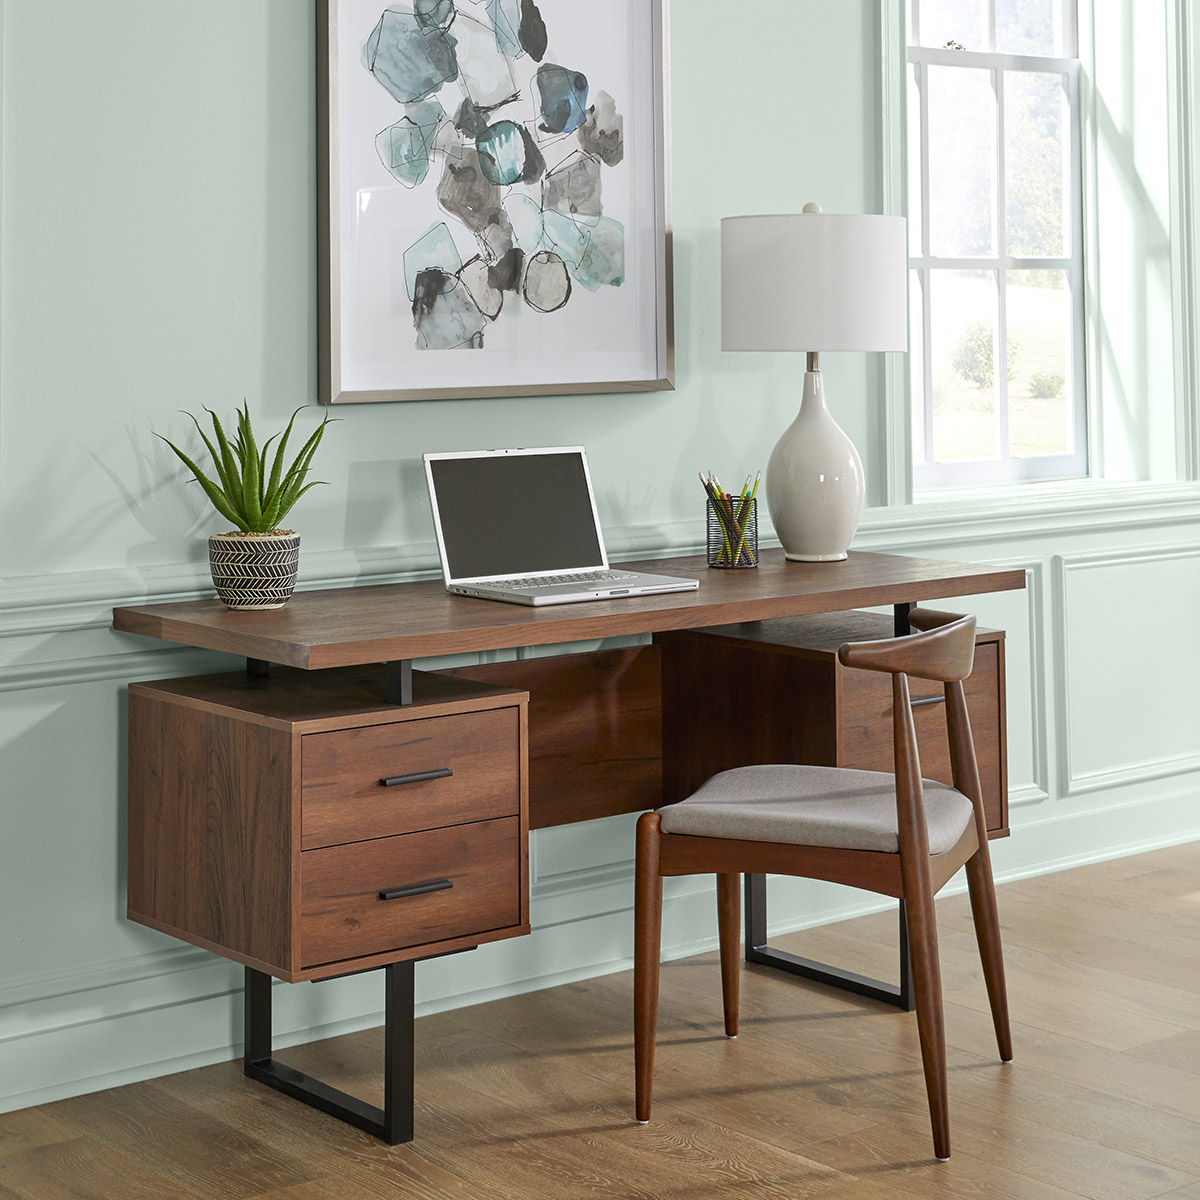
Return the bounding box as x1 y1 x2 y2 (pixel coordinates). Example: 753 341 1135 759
160 403 333 610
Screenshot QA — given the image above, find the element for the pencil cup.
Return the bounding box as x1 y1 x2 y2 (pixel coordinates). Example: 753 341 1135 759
706 497 758 568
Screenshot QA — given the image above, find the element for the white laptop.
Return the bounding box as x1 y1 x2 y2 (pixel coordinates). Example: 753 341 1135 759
423 447 699 606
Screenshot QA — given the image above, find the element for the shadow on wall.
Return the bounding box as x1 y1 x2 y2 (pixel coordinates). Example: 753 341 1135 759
0 683 134 984
85 428 214 569
671 225 802 528
341 456 442 580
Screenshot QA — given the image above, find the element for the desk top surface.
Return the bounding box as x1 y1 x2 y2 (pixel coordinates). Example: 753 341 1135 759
112 550 1026 670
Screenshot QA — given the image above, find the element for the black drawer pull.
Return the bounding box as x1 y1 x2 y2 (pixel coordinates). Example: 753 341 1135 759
910 695 946 709
379 767 454 787
379 878 454 901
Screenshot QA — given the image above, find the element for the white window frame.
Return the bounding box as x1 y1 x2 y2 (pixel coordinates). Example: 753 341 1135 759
908 1 1088 487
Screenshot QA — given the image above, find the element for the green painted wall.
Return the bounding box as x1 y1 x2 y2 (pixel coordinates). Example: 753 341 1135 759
0 0 878 582
1 0 1198 1114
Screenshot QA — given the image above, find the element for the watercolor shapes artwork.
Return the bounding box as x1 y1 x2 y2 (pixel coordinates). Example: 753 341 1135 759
320 0 672 403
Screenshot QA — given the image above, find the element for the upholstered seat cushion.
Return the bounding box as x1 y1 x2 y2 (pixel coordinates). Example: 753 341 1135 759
657 764 975 855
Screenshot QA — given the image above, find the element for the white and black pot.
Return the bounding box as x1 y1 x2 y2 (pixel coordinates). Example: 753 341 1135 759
208 531 300 610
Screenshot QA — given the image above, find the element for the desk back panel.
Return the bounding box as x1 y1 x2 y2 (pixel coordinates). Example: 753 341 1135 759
440 646 663 828
439 621 1009 835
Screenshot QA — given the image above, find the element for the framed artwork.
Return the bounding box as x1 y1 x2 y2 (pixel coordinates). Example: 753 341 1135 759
318 0 673 404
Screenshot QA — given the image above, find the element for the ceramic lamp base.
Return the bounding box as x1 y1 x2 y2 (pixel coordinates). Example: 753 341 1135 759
765 370 864 562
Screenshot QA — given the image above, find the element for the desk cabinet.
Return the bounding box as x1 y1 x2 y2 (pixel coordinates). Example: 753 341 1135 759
127 667 529 982
659 611 1009 837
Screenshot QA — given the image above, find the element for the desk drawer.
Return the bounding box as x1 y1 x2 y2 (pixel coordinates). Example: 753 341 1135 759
301 707 519 849
300 816 520 967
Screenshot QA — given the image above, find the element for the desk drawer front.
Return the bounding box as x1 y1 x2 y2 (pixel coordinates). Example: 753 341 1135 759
300 816 520 967
301 707 519 849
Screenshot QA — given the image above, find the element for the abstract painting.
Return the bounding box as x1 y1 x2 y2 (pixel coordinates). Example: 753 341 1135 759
320 0 672 403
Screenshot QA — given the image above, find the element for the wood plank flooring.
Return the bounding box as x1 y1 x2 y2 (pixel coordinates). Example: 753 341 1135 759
2 842 1198 1199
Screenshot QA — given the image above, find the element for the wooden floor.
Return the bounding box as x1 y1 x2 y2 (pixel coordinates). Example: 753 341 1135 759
2 842 1199 1199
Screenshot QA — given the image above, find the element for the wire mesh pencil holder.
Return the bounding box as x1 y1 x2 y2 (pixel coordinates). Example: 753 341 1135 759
706 497 758 568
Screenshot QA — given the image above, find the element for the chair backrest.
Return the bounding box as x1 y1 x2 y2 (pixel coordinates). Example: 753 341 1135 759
837 609 986 849
836 609 976 681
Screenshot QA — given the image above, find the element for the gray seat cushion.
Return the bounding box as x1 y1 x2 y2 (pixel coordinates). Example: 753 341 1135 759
657 764 975 855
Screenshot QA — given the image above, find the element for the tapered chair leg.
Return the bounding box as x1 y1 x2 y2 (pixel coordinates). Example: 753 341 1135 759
902 880 950 1161
716 873 740 1038
965 848 1013 1063
634 813 663 1123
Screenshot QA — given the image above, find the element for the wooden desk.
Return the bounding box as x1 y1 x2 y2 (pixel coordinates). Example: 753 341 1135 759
113 549 1025 1142
116 551 1025 829
114 550 1022 666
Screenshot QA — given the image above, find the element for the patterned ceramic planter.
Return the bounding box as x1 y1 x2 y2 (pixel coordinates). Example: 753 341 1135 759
208 531 300 610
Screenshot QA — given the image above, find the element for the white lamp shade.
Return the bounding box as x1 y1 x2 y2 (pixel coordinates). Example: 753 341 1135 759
721 212 908 352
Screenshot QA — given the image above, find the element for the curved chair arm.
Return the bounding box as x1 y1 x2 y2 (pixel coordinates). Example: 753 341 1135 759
838 611 977 682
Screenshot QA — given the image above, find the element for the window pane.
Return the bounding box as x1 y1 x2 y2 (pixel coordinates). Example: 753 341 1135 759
996 0 1062 56
908 64 923 255
915 0 988 50
1007 269 1073 456
930 270 999 461
1005 72 1066 256
911 270 927 467
928 66 996 256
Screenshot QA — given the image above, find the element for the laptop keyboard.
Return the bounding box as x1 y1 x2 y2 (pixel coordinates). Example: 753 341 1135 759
490 570 640 590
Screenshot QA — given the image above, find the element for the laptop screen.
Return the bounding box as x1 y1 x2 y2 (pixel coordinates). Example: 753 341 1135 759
427 449 606 580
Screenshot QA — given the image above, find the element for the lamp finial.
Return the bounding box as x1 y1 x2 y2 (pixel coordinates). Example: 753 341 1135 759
802 201 823 214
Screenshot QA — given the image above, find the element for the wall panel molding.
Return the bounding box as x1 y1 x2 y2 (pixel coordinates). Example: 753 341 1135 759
0 945 213 1011
0 542 441 640
1065 752 1200 796
1009 782 1051 808
858 483 1200 551
5 483 1200 646
1054 544 1200 796
990 557 1051 808
0 521 707 641
0 646 220 694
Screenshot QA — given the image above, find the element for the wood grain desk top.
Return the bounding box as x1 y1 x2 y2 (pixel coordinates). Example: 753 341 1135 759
112 550 1026 670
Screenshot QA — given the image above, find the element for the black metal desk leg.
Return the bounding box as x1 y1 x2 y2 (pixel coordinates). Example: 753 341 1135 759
743 878 915 1012
383 961 416 1144
385 660 413 706
243 963 416 1144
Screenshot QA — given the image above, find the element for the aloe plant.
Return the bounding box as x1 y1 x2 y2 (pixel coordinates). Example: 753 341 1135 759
159 403 333 533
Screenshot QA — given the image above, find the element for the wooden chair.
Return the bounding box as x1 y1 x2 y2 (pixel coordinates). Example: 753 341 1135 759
634 609 1012 1161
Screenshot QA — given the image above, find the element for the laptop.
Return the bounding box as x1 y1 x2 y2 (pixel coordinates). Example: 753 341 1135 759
424 447 699 606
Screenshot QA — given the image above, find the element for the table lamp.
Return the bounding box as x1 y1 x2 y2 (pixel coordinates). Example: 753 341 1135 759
721 205 908 561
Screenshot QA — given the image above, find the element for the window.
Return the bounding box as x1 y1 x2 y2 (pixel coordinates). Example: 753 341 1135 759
908 0 1086 486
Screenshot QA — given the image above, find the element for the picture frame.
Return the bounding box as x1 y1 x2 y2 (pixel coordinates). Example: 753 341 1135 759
318 0 673 404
